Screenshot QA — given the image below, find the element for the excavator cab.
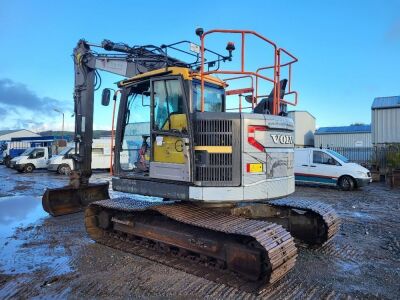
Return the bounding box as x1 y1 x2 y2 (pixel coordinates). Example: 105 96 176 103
117 75 191 181
113 71 228 184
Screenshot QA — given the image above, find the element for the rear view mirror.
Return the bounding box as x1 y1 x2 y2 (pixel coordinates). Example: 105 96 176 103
101 88 111 106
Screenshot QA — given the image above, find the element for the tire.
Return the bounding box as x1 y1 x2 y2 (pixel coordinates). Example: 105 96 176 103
339 175 355 191
24 164 35 173
58 164 71 175
4 158 10 168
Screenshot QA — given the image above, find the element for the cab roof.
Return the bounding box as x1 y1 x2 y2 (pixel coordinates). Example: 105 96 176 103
118 66 226 88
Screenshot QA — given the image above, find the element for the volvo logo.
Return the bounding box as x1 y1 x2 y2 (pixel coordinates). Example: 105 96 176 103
271 134 293 144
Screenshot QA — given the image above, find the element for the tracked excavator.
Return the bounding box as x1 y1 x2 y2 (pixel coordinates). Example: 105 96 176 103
42 29 340 292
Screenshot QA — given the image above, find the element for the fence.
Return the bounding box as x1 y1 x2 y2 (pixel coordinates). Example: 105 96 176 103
330 145 400 171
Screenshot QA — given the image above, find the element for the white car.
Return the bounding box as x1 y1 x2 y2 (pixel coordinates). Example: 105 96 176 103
294 148 372 190
47 139 127 174
11 147 50 173
47 146 75 174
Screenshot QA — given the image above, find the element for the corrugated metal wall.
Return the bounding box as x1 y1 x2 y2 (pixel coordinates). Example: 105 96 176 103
315 132 372 148
372 108 400 144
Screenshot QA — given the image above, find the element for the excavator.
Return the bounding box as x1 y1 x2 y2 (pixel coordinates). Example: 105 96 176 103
42 29 340 292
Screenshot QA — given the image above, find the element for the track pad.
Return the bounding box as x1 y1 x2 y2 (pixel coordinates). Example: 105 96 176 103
42 182 110 216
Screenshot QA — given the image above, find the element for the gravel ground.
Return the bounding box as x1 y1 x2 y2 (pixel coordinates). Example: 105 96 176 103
0 165 399 299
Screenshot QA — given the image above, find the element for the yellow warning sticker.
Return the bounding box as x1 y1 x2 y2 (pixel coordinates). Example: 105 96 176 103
247 163 263 173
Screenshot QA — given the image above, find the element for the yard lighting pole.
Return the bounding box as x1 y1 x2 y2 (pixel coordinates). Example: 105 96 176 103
53 108 65 140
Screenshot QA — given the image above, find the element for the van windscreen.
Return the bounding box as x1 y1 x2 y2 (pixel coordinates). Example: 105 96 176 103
326 150 349 163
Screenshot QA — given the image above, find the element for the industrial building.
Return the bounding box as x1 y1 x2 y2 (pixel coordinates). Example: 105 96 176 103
314 125 372 148
0 129 40 141
371 96 400 145
287 111 316 147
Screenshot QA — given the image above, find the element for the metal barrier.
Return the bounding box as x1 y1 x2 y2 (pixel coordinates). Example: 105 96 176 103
330 145 400 171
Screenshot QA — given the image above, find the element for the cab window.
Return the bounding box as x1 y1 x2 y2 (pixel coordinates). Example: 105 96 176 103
31 149 45 158
313 151 337 165
192 81 224 112
120 80 151 171
153 79 184 131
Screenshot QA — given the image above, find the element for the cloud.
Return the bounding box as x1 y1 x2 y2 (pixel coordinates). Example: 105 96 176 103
0 78 71 113
0 78 76 132
0 78 110 132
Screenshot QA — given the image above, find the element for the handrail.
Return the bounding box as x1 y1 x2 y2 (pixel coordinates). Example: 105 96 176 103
225 75 254 111
199 29 298 114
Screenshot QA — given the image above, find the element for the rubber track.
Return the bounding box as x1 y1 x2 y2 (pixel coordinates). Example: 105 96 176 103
269 198 340 242
85 198 298 293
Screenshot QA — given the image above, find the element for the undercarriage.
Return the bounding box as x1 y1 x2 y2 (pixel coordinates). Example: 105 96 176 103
83 197 339 293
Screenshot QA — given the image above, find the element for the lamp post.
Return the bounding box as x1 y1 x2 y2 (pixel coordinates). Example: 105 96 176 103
53 108 65 140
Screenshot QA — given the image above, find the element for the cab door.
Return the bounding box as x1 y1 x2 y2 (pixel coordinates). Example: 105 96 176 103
31 148 47 169
149 76 192 182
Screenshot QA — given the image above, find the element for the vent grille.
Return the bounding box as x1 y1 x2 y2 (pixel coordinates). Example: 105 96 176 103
195 120 232 146
194 116 240 186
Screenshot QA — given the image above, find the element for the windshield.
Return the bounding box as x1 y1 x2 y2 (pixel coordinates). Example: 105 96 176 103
326 149 349 163
192 81 224 112
120 81 151 171
59 147 73 155
20 148 34 156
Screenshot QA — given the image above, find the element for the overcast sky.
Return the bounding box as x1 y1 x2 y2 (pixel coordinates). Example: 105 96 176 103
0 0 399 132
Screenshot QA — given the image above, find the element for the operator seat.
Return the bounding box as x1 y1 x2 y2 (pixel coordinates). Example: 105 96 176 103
253 79 288 115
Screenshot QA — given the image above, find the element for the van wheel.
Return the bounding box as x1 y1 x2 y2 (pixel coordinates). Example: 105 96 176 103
339 176 355 191
24 164 35 173
58 164 71 175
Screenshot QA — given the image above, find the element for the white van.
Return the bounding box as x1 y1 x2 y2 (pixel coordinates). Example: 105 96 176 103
11 147 50 173
47 139 122 174
294 148 372 190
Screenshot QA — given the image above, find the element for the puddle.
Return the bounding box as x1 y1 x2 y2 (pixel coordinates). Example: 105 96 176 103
0 196 47 238
0 195 72 275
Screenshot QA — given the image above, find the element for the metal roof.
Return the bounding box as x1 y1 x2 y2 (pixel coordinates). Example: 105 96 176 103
0 129 25 137
371 96 400 109
315 124 371 135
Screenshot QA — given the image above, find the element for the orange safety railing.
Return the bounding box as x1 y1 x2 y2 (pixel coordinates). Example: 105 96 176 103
199 29 298 114
225 75 254 111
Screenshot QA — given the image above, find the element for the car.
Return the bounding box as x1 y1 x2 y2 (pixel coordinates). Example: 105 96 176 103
294 147 372 191
11 147 50 173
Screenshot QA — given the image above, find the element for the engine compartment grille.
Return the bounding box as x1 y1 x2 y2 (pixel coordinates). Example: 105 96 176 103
193 114 240 187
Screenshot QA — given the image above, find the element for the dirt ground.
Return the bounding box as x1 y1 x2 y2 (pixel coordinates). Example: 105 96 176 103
0 165 399 299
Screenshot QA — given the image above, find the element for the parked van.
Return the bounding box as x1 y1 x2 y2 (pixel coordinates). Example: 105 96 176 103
294 148 372 190
47 139 119 174
11 147 50 173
